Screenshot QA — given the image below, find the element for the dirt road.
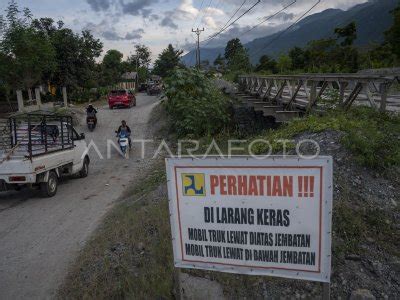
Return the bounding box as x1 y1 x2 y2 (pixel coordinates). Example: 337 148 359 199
0 94 160 299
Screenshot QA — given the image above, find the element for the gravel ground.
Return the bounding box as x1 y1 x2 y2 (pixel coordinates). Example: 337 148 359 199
0 93 160 299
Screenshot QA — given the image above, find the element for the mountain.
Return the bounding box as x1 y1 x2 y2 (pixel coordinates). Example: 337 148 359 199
181 0 398 66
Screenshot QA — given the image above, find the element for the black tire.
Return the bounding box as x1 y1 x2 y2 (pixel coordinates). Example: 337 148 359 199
80 157 89 178
40 171 58 197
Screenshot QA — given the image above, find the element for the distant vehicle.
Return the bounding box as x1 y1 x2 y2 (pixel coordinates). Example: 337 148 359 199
147 83 162 96
108 89 136 109
0 113 90 197
147 86 160 95
138 83 148 92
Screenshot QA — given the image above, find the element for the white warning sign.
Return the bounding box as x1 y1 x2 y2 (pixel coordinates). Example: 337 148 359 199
166 156 333 282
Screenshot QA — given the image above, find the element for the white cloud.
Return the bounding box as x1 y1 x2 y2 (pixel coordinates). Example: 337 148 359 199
203 7 224 16
202 16 218 29
177 0 199 19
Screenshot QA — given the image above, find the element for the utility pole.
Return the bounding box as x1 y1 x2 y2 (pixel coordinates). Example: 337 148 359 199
135 51 139 72
192 28 204 69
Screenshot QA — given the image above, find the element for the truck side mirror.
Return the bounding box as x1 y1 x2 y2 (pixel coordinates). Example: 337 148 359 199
80 133 85 140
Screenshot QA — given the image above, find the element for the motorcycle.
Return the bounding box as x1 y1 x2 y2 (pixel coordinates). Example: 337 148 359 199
86 111 97 131
87 115 96 131
116 131 130 159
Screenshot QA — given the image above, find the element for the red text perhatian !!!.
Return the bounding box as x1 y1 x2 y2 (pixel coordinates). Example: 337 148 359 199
210 175 306 197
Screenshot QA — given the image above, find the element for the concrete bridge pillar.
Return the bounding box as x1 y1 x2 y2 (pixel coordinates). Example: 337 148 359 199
16 90 24 112
62 86 68 107
35 87 42 107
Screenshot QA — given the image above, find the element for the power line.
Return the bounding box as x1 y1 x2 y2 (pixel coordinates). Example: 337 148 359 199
186 0 247 66
196 0 213 28
204 0 248 41
237 0 297 38
252 0 321 58
191 0 206 28
186 0 291 66
202 0 261 44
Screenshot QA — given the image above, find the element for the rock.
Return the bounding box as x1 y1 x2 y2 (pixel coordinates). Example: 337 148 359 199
137 242 145 250
350 289 375 300
366 237 375 243
389 259 400 273
179 272 225 300
262 282 268 298
353 177 362 185
371 261 384 276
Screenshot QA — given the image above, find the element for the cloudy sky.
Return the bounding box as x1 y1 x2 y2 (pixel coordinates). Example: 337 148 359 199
0 0 368 60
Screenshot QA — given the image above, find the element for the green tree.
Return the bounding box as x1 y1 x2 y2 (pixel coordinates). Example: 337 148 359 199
366 44 397 68
0 52 13 107
334 22 357 46
101 49 123 86
288 47 306 70
277 54 292 73
255 55 277 73
77 30 103 88
127 44 151 83
152 44 183 78
30 17 102 89
0 1 56 90
224 38 242 61
304 38 336 71
385 4 400 58
127 44 151 70
164 68 229 137
224 38 251 71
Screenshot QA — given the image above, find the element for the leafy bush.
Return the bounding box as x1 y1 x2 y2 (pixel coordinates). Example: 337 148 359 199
70 88 105 103
340 108 400 168
251 107 400 169
164 68 230 137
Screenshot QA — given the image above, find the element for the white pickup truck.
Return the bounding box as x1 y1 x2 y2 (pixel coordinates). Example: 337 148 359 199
0 112 90 197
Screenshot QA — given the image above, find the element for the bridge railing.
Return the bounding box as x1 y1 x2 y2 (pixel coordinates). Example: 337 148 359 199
237 74 400 113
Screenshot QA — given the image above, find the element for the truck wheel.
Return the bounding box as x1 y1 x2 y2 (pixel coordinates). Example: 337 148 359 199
40 171 58 197
80 158 89 178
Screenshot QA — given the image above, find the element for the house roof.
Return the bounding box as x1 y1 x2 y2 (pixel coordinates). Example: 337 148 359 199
121 72 138 80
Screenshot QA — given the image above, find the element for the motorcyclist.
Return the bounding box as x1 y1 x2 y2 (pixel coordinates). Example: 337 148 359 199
86 104 98 125
116 120 132 148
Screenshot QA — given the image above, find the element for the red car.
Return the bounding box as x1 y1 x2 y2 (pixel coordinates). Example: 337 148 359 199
108 90 136 109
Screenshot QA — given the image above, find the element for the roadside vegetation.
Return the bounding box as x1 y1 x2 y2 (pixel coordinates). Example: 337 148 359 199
164 68 230 137
251 107 400 170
